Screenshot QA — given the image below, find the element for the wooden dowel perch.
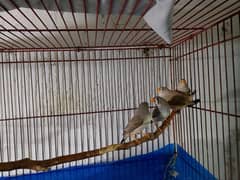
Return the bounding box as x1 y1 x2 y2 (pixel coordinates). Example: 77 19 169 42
0 111 177 172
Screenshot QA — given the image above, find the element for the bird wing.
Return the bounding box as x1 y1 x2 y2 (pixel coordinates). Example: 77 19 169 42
168 95 187 106
124 115 144 134
152 107 164 122
152 107 160 118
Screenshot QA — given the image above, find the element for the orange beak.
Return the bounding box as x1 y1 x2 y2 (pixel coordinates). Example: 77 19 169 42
156 87 161 94
150 97 156 103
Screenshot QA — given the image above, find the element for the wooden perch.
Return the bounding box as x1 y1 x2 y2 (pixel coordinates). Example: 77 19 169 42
0 111 177 172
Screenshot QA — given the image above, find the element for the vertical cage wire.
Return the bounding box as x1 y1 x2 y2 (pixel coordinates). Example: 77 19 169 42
0 48 173 177
171 12 240 180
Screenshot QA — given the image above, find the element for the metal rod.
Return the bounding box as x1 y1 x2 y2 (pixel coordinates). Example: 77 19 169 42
68 0 83 46
113 0 141 45
0 55 170 64
172 2 240 46
39 0 70 47
108 0 128 45
223 19 233 179
121 0 155 45
54 0 76 47
82 0 90 46
217 22 227 180
231 14 240 180
100 0 113 46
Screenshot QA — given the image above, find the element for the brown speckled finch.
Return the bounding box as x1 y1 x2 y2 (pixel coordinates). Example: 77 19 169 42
156 87 200 111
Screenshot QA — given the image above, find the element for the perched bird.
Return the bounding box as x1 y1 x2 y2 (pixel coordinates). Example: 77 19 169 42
150 96 171 129
156 87 200 111
121 102 152 144
176 79 196 96
156 87 176 102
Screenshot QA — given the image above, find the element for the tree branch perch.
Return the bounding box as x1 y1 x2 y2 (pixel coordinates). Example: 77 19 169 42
0 111 177 172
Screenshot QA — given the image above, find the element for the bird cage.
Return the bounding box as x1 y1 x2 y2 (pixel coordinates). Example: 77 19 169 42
0 0 239 179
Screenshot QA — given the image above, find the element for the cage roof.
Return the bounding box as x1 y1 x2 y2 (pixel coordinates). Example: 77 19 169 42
0 0 239 50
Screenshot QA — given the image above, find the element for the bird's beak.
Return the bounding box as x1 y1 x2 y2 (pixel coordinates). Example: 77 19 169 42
150 97 156 103
156 87 161 94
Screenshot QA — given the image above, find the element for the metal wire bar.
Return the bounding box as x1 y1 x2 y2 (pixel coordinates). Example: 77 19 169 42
188 39 196 164
0 45 162 52
8 0 54 48
6 0 50 48
54 0 76 47
0 1 238 49
94 0 100 47
200 31 210 171
120 0 154 45
223 20 233 180
100 0 113 46
24 0 62 47
113 0 141 45
149 1 240 46
0 2 239 179
171 12 240 179
209 26 221 178
0 6 39 48
0 15 34 48
39 0 70 47
184 45 191 155
172 1 240 45
0 55 169 64
82 0 90 46
230 14 240 180
126 0 185 45
217 22 227 180
68 0 83 46
174 29 240 60
0 30 25 49
107 0 128 45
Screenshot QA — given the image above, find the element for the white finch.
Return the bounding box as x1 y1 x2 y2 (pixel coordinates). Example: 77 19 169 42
150 96 171 129
121 102 152 143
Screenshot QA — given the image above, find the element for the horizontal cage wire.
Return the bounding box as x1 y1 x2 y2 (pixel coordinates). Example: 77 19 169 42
0 48 173 176
0 0 239 180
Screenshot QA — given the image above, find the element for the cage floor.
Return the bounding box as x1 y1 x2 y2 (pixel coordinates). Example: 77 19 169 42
1 144 216 180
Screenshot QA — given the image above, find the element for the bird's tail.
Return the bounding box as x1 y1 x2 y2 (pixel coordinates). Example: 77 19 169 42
193 99 200 104
188 99 200 107
120 138 125 144
190 90 196 96
120 131 127 144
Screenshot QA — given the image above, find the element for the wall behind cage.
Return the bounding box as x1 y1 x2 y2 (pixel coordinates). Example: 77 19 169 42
0 48 173 177
171 13 240 180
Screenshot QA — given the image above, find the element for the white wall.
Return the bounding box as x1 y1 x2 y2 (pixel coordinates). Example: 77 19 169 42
0 48 174 176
